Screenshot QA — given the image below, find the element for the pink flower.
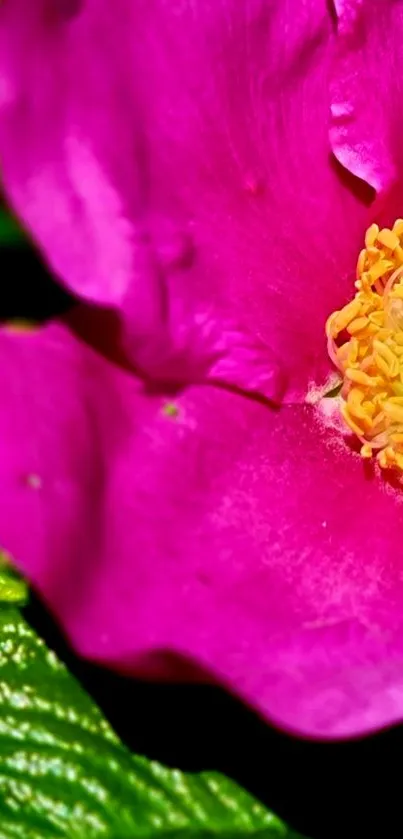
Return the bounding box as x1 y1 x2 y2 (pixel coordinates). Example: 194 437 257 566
1 0 403 737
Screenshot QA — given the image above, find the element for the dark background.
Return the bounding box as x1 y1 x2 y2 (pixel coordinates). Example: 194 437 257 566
5 237 400 839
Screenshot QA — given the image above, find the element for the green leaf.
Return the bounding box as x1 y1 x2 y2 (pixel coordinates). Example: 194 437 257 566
0 210 25 246
0 569 309 839
0 553 28 607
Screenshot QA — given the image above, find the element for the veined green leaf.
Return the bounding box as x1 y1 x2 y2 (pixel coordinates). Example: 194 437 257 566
0 567 309 838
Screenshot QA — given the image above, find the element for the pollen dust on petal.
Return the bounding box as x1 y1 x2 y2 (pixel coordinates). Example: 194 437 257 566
326 220 403 472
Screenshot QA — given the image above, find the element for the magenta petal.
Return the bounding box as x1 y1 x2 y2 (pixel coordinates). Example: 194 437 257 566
331 0 403 194
0 0 384 399
3 322 403 737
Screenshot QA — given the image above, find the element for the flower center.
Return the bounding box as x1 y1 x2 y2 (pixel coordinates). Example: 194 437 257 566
326 220 403 470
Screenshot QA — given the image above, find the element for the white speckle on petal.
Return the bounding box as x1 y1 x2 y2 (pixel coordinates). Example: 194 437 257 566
26 474 42 491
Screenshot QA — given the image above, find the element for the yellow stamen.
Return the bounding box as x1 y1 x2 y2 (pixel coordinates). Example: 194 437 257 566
326 220 403 472
347 316 370 335
330 300 361 334
345 368 380 387
394 245 403 264
347 388 369 419
365 223 379 248
368 259 394 284
368 311 384 326
377 229 399 251
374 340 399 369
356 249 367 278
383 403 403 423
341 403 365 437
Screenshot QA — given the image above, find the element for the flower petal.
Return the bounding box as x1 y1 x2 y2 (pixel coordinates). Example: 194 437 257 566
2 320 403 737
0 0 382 399
331 0 403 194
